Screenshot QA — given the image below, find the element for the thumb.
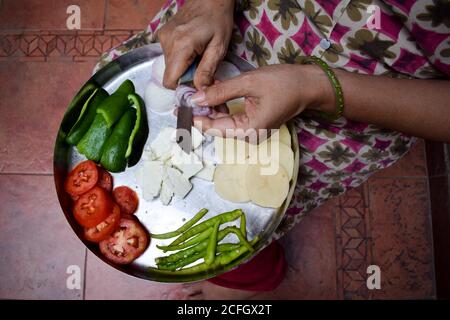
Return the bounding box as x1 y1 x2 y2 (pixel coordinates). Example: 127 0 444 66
193 42 224 90
192 75 248 107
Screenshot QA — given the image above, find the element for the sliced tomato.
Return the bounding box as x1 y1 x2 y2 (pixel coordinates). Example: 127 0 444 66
84 204 121 243
73 186 112 228
99 217 148 264
97 167 113 192
64 160 99 196
113 186 139 215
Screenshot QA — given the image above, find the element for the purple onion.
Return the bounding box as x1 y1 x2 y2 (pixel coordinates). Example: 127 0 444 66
175 85 212 116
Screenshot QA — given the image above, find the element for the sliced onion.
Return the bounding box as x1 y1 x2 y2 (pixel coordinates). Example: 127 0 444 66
175 85 212 116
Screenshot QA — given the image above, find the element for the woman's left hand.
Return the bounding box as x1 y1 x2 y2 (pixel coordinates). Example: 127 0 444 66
191 64 333 138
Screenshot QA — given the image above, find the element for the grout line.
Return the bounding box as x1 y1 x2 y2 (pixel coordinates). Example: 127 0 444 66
103 0 109 30
0 172 53 176
82 248 88 300
366 181 374 299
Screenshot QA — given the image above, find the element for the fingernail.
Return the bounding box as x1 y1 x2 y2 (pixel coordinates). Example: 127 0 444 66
191 91 207 105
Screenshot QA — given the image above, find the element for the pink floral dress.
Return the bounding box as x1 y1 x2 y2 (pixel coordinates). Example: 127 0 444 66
94 0 450 239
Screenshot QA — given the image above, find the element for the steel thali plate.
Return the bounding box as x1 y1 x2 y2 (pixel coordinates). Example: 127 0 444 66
53 43 300 282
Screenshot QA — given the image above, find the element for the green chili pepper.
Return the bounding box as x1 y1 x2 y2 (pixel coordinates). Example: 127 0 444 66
76 114 112 162
61 82 98 136
126 93 149 167
155 228 213 265
216 243 242 252
66 88 109 145
151 208 209 240
156 226 212 252
157 250 205 271
152 237 260 274
100 109 136 172
204 220 220 265
167 209 243 247
226 227 254 253
96 80 135 128
156 241 255 271
240 214 247 240
155 226 247 265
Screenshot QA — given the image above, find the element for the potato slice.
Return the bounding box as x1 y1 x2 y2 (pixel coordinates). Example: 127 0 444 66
246 163 289 208
279 124 291 147
214 137 256 164
214 164 250 203
248 139 294 180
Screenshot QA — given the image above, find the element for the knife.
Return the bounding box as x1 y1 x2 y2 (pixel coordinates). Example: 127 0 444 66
176 60 198 154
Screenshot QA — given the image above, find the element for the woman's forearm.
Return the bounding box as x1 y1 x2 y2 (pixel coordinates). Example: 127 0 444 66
317 69 450 141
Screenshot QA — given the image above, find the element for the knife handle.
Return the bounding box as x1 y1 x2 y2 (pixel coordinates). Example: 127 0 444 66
178 58 199 85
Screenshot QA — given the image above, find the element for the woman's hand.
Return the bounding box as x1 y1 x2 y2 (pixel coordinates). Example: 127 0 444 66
157 0 235 90
191 64 334 138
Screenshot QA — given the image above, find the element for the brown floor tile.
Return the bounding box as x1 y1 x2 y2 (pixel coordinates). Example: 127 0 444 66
84 252 180 300
368 178 435 299
0 61 95 174
0 0 106 30
335 184 372 299
0 175 86 299
105 0 166 30
254 199 338 299
373 139 427 178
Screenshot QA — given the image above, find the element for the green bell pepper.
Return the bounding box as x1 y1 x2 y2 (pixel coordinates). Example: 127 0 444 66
126 93 149 167
115 79 135 95
61 82 98 136
96 80 135 128
66 88 109 145
100 109 136 172
76 114 112 162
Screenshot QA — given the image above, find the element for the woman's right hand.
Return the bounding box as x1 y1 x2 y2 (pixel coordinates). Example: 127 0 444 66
157 0 235 90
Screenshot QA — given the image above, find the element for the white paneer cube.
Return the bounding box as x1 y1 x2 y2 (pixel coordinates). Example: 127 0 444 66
141 160 164 200
160 176 174 206
150 127 176 160
166 167 192 199
170 144 204 178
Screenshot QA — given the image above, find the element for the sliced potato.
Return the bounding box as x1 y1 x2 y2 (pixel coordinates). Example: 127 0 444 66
246 163 289 208
279 124 291 147
214 137 256 164
214 164 250 203
248 139 294 180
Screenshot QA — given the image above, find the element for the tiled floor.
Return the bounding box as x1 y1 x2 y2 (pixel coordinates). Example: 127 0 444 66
0 1 436 300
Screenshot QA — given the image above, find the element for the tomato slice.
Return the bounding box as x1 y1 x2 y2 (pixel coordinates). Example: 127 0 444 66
84 204 121 243
97 167 113 192
65 160 99 196
73 186 112 228
113 186 139 215
99 217 149 264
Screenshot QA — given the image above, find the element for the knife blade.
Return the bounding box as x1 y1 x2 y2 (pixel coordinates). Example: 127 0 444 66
176 61 198 154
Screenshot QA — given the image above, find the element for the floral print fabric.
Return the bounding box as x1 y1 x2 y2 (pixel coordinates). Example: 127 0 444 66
94 0 450 240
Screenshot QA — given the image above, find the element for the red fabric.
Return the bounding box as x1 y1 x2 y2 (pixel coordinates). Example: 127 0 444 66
207 241 286 292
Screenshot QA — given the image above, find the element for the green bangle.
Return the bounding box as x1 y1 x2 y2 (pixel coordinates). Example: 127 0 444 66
301 56 344 121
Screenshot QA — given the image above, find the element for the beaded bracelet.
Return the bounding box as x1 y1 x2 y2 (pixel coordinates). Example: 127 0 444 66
301 56 344 121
